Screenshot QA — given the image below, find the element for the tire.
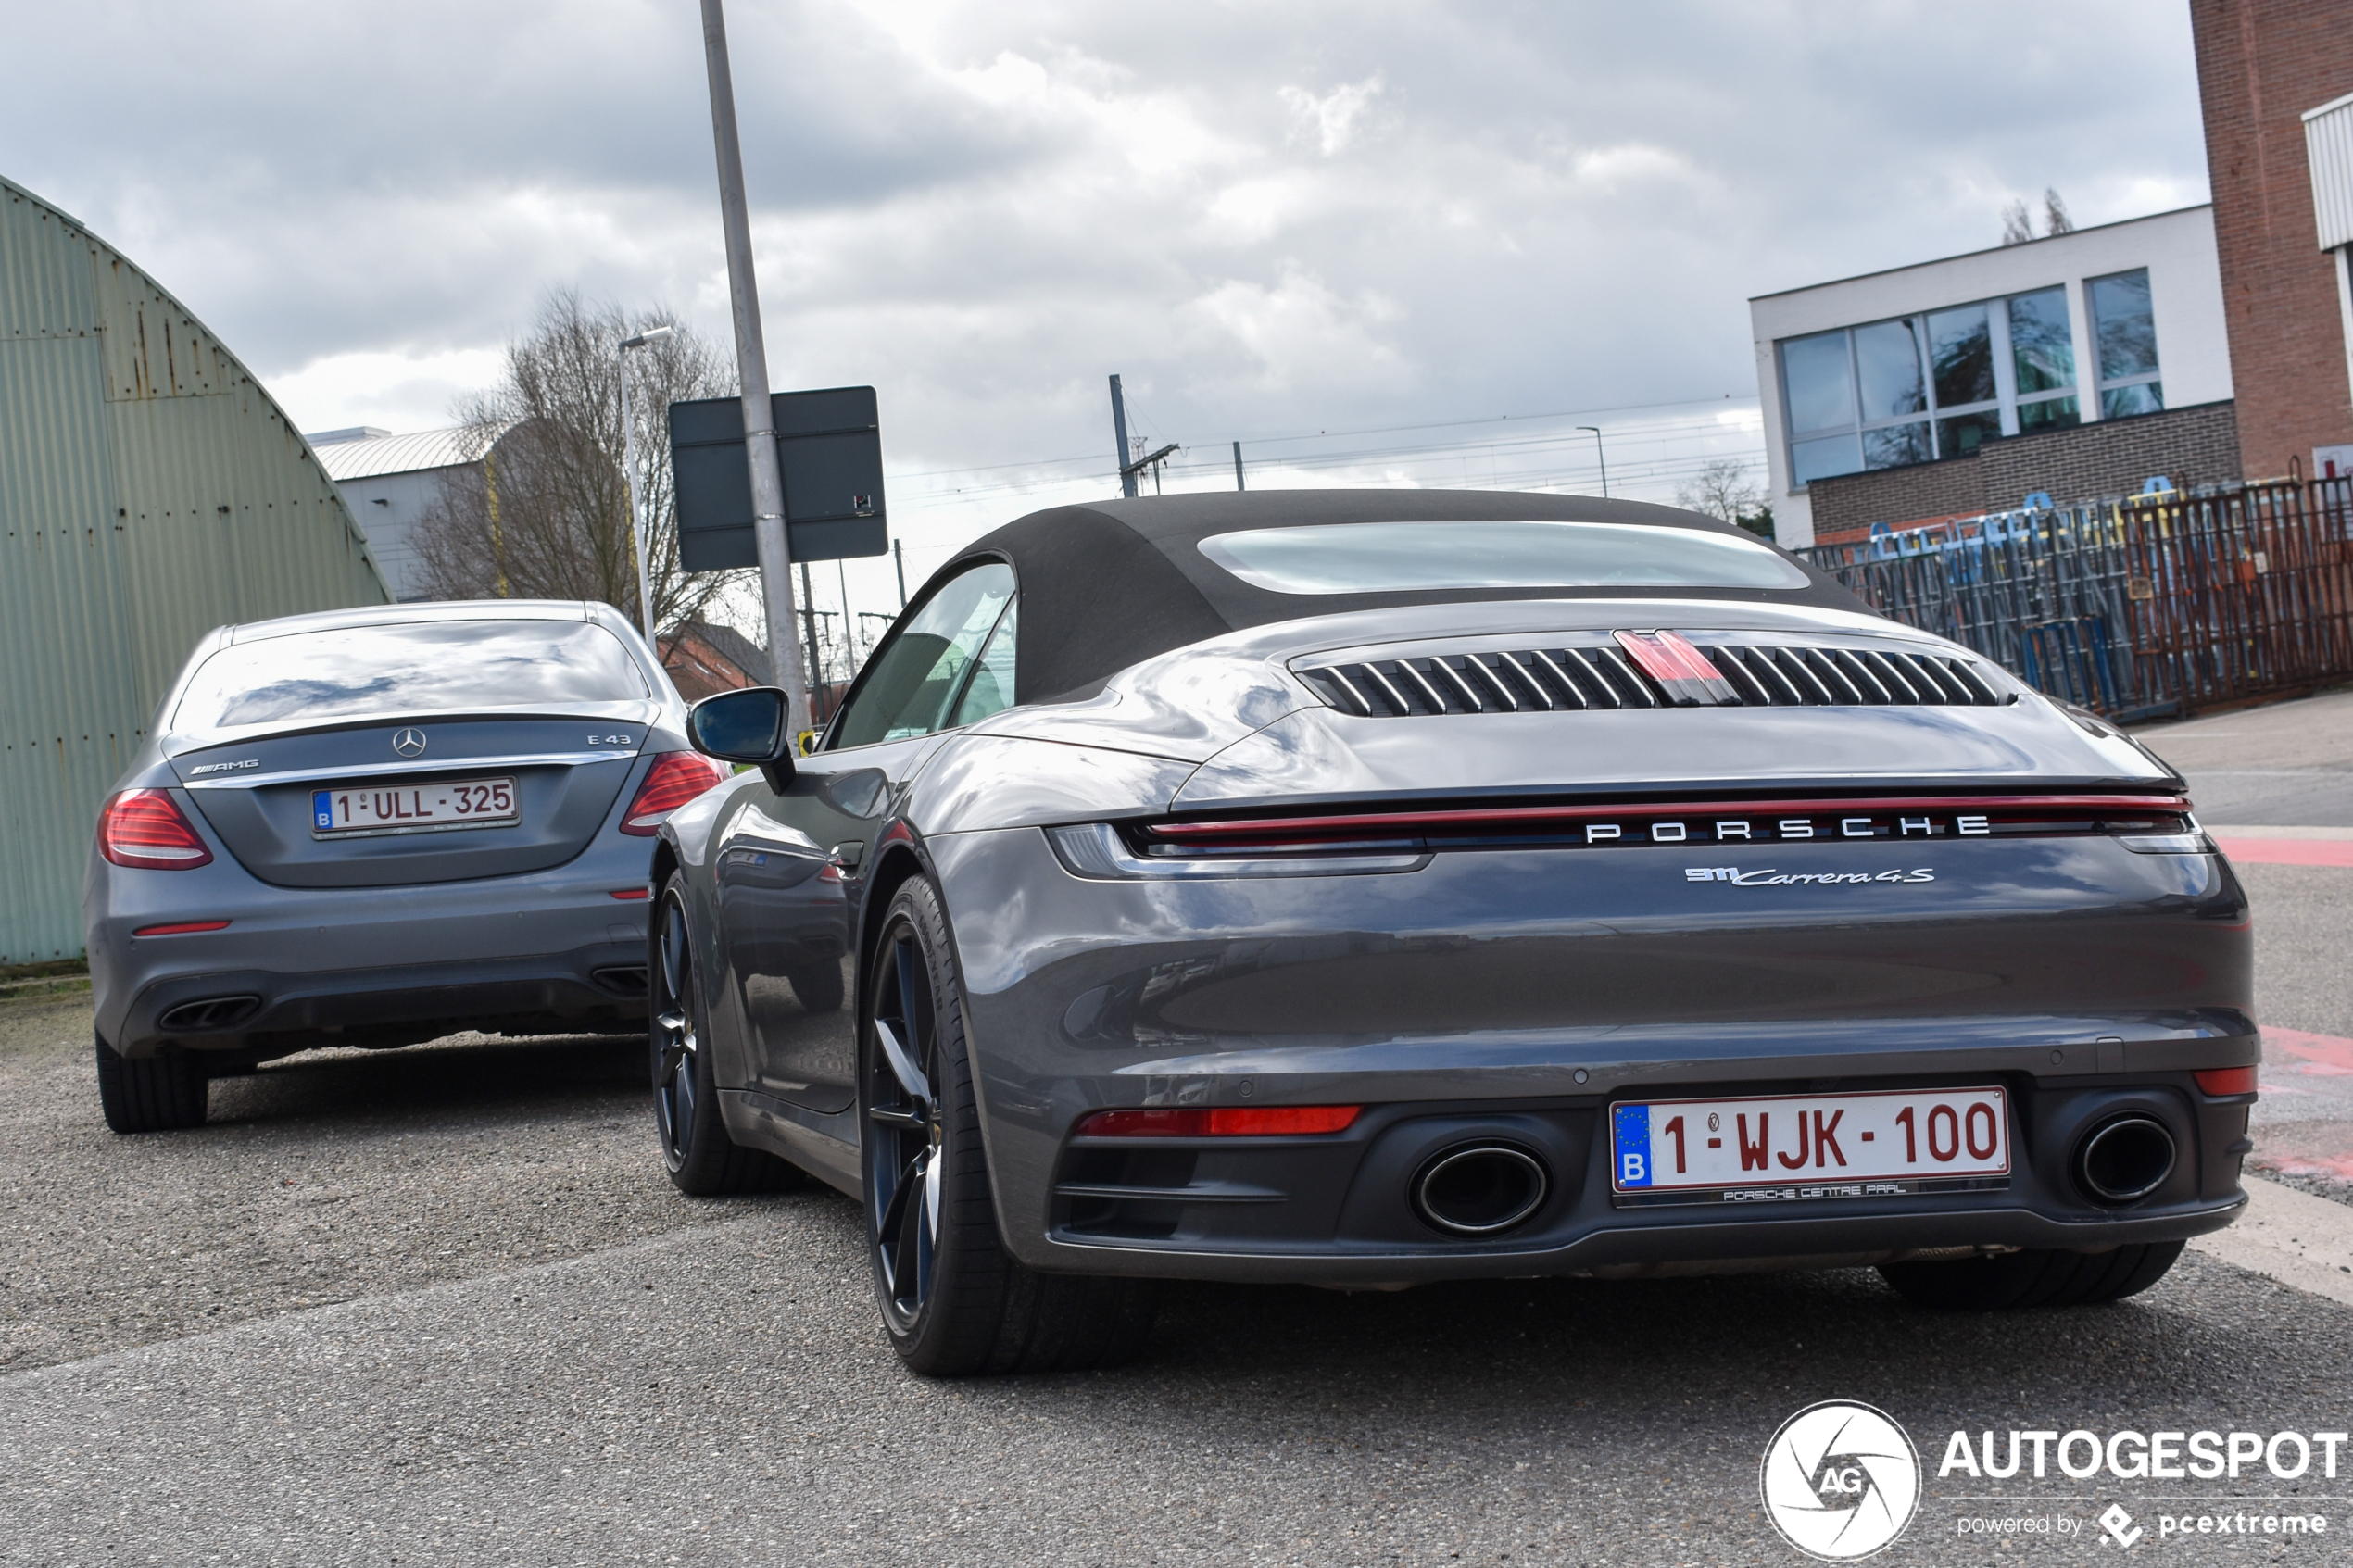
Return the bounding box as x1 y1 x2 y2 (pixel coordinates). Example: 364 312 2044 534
651 876 805 1197
788 960 846 1013
94 1033 208 1134
1878 1240 2184 1311
862 876 1158 1376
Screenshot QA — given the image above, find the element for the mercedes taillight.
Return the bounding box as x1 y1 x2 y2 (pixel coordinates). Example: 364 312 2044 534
97 790 214 869
621 753 730 835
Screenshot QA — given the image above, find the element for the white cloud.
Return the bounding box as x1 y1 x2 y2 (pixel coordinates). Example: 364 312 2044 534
267 346 510 436
0 0 2208 566
1280 76 1386 157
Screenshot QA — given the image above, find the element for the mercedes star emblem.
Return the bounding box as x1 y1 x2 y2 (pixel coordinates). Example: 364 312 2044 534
392 728 428 758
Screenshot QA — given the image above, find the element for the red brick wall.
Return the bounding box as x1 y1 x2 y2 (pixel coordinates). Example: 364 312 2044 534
2192 0 2353 479
1804 400 2242 536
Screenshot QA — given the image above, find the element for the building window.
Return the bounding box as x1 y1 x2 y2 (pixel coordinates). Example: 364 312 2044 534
1779 283 2083 487
2089 268 2162 417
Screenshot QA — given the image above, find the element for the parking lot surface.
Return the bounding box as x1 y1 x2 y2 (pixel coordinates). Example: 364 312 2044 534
0 687 2347 1564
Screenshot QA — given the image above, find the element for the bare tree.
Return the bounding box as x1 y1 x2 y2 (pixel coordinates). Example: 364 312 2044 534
413 290 745 639
1677 458 1764 524
2042 187 2074 236
2000 198 2034 246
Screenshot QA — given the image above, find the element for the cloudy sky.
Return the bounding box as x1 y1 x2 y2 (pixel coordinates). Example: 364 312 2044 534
5 0 2208 615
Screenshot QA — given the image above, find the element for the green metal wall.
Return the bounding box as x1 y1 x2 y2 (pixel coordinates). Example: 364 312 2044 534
0 176 389 964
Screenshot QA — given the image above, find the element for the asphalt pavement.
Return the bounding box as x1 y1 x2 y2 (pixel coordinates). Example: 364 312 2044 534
0 688 2347 1565
2139 688 2353 1198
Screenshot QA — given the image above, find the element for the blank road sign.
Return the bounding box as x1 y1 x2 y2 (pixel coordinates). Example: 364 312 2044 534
670 386 888 571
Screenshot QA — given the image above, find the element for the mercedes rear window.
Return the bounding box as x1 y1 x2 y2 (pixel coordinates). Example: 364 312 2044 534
1195 520 1809 594
172 621 651 729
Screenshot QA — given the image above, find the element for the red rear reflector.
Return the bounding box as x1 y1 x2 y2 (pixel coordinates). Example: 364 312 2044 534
2195 1066 2258 1096
609 887 650 900
1073 1105 1362 1137
132 920 231 936
98 789 214 869
622 752 729 835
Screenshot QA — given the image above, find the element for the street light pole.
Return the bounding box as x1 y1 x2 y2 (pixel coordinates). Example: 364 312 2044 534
619 325 674 656
1576 426 1609 497
699 0 809 729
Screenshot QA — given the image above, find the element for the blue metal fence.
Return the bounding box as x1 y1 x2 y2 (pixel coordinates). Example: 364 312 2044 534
1801 478 2353 720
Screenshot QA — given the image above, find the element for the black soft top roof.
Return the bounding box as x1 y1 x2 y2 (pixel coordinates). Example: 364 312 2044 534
932 489 1870 704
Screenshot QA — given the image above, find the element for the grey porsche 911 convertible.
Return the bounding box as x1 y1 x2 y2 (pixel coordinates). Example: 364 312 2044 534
651 490 2255 1376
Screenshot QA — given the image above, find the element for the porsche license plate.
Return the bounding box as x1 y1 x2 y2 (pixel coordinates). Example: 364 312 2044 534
1609 1086 2009 1205
311 777 520 838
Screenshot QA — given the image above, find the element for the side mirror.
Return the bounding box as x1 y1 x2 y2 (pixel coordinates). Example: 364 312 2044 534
687 685 796 791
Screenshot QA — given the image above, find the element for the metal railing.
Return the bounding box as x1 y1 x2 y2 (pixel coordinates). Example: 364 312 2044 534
1801 479 2353 720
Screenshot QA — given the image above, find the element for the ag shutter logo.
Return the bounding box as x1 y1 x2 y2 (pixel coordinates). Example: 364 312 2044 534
1760 1401 1921 1560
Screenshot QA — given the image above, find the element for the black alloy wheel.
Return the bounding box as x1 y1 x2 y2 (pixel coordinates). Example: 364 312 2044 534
861 877 1158 1376
651 876 801 1196
865 900 948 1333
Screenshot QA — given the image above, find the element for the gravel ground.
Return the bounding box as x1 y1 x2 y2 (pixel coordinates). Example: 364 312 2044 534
4 1200 2350 1566
0 997 801 1373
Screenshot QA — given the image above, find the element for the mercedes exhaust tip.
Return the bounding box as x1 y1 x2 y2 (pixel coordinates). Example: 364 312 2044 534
1412 1144 1551 1236
2074 1115 2177 1204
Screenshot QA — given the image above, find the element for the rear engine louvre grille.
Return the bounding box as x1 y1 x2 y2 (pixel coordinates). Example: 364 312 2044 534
1296 635 2007 716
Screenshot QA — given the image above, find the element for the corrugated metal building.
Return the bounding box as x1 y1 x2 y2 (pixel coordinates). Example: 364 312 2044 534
314 425 505 602
1 173 388 964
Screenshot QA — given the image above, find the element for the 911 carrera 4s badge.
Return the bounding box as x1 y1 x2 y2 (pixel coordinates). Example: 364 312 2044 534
1685 866 1935 884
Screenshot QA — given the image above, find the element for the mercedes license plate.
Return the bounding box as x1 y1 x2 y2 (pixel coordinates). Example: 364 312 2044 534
1609 1086 2010 1206
311 777 520 838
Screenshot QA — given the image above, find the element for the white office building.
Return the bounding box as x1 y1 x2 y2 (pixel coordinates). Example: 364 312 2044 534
1748 207 2235 546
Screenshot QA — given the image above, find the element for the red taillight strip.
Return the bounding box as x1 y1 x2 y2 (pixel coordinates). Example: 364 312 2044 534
1146 794 2193 844
133 921 231 936
609 887 650 900
2194 1066 2258 1097
1073 1106 1363 1137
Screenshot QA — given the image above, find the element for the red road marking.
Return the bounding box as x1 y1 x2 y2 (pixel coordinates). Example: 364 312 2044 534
2265 1151 2353 1181
2218 836 2353 868
2256 1030 2353 1180
2266 1027 2353 1076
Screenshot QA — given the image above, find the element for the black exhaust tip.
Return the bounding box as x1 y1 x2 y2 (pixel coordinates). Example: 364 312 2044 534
157 995 261 1033
2075 1115 2177 1204
593 965 649 997
1412 1143 1551 1236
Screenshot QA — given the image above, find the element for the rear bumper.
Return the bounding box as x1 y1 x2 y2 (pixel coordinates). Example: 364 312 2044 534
108 946 648 1057
87 831 656 1057
1006 1082 2255 1284
1032 1192 2252 1286
926 824 2257 1284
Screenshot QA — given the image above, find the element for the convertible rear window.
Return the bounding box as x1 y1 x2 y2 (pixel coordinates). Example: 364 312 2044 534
173 621 650 729
1195 520 1809 594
